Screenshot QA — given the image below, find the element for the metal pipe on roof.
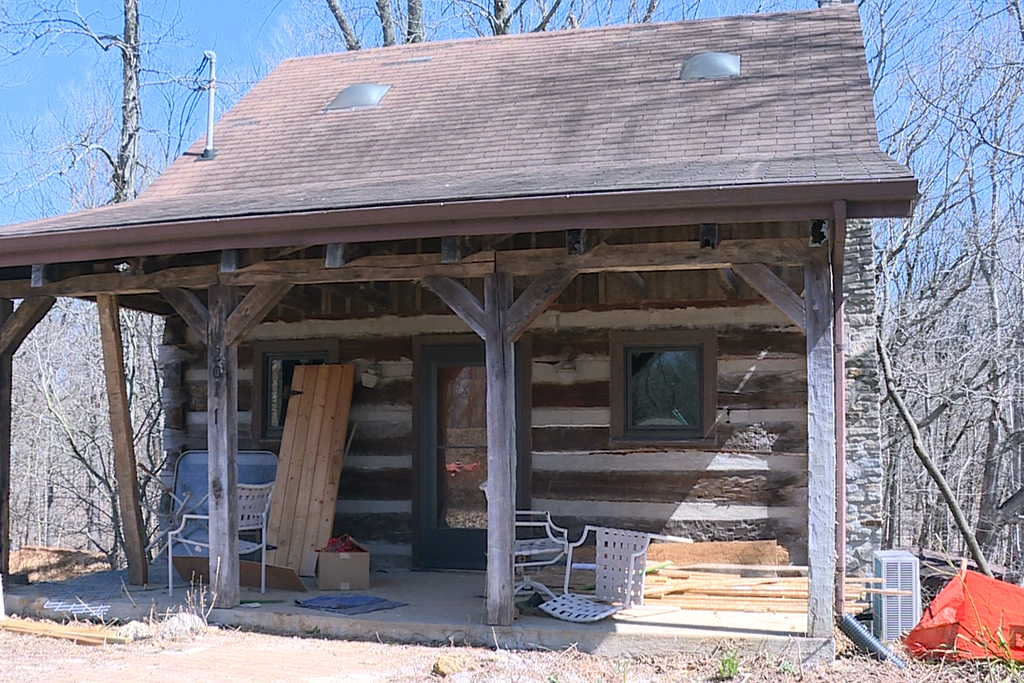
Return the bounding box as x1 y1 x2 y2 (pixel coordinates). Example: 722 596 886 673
201 51 217 161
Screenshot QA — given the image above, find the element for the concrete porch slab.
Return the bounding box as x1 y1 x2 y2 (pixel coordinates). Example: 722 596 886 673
2 565 833 664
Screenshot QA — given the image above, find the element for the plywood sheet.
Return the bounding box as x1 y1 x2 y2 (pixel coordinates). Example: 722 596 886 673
173 557 307 592
266 364 355 575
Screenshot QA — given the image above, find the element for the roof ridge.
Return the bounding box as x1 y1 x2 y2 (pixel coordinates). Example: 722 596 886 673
278 6 856 66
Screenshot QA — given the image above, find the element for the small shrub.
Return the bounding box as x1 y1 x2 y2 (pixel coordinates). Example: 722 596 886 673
717 651 740 680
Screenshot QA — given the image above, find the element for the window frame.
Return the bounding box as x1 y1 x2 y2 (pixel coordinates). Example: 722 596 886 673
251 339 339 443
609 330 717 443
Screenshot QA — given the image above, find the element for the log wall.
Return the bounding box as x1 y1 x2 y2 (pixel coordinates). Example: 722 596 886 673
158 226 814 569
162 307 809 568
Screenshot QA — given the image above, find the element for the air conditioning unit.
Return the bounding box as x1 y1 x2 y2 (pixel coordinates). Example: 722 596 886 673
872 549 922 641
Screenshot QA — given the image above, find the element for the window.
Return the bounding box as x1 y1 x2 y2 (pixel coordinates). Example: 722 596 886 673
610 331 717 442
252 340 338 441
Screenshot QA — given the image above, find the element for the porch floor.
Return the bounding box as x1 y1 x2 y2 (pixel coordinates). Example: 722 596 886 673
3 561 831 661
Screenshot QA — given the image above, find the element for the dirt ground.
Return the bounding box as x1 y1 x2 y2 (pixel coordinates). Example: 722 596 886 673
1 548 1013 682
8 547 108 584
0 622 1015 683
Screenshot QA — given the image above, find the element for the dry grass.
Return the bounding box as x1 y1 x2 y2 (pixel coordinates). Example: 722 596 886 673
8 546 107 583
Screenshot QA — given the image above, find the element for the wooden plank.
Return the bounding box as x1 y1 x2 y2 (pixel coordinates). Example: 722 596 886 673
506 269 577 342
225 283 293 346
646 540 790 566
268 366 317 569
0 265 219 299
420 276 487 339
804 252 836 639
207 284 239 608
0 296 54 357
96 294 148 586
229 251 496 287
0 619 131 645
0 300 10 577
173 557 307 592
300 365 345 572
0 238 813 300
497 239 812 275
266 365 355 575
310 365 355 575
285 365 332 573
160 288 209 346
732 263 806 331
483 272 516 626
265 365 305 565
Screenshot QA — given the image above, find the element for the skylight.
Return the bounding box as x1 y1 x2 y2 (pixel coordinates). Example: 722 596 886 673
326 83 392 111
679 53 741 81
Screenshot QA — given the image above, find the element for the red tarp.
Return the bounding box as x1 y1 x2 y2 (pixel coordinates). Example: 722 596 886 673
905 569 1024 661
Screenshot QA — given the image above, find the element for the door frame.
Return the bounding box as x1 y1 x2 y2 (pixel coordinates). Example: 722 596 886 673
411 334 532 570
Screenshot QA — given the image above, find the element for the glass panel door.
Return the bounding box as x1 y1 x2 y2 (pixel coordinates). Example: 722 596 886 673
437 365 488 530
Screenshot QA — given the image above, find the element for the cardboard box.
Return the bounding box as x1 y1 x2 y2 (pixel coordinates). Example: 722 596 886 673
316 541 370 591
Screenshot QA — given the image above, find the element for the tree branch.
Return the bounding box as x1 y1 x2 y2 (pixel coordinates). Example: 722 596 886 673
877 334 994 578
325 0 362 51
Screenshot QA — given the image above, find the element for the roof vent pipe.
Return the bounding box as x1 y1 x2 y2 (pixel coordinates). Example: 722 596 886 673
200 51 217 160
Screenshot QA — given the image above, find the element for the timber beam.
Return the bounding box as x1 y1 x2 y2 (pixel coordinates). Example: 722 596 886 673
0 296 55 575
160 281 290 607
732 263 806 331
96 294 149 585
804 250 837 639
0 296 56 357
419 268 577 626
0 239 812 299
160 288 210 346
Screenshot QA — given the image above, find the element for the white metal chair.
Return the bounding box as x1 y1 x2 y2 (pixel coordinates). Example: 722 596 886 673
148 450 278 560
513 510 570 599
167 482 275 596
540 526 692 623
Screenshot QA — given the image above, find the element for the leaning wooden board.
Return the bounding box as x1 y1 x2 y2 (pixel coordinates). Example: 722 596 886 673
266 364 355 576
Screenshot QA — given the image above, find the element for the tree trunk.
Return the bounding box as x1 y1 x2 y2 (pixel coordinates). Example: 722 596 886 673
326 0 362 51
375 0 397 46
407 0 424 43
113 0 141 204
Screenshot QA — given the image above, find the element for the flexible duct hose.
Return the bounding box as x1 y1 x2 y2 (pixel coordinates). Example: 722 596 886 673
837 613 907 670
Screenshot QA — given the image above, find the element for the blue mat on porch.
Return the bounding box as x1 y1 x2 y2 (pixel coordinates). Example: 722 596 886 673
296 594 407 615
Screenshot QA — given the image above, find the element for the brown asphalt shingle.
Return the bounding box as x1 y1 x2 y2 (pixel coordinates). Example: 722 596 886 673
2 6 912 238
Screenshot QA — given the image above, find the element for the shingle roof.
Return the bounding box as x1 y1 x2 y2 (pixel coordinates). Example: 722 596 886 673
0 6 915 255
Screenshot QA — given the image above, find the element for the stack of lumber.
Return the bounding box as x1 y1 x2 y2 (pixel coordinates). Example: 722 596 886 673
644 567 891 614
0 618 131 645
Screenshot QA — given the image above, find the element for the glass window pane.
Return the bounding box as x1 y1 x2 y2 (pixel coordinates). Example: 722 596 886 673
627 347 702 431
263 353 329 435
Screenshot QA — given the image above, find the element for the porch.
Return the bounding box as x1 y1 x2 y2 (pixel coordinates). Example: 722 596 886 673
2 564 831 662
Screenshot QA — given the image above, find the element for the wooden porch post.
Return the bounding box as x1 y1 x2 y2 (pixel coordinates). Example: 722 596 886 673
0 300 12 578
0 296 55 577
207 285 240 607
483 272 516 626
804 251 837 639
422 267 575 626
97 294 149 585
162 281 292 606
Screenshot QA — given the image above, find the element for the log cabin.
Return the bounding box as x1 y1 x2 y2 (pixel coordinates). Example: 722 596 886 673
0 1 916 644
